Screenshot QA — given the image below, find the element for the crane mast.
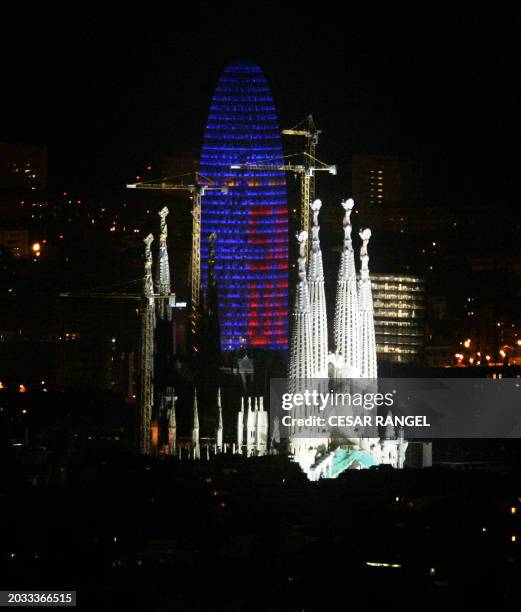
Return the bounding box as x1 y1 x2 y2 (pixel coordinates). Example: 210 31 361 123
190 187 202 340
282 115 324 235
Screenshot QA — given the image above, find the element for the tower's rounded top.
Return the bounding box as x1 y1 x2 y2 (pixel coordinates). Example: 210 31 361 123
224 59 263 72
342 198 355 211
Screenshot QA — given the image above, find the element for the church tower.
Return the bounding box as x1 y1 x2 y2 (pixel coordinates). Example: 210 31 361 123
191 388 200 459
307 200 328 378
333 199 360 376
288 231 315 390
358 229 377 378
216 387 223 452
155 207 172 322
166 387 177 455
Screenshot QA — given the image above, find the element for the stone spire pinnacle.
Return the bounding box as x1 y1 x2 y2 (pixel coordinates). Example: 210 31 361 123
334 199 360 374
308 200 328 378
288 231 315 389
216 387 223 451
193 388 199 429
140 233 155 455
384 410 395 440
192 387 200 458
358 228 377 378
295 231 310 312
359 229 372 281
144 233 155 301
338 199 356 278
166 387 177 455
155 207 172 321
308 200 324 279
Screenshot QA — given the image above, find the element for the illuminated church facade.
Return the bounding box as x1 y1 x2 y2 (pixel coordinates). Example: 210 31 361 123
286 199 408 480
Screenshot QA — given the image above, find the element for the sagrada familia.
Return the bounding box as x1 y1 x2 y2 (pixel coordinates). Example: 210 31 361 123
285 198 407 480
144 199 407 480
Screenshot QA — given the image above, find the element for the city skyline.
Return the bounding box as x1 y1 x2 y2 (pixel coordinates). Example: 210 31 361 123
1 5 521 608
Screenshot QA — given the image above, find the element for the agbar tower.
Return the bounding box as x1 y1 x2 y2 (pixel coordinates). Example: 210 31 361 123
200 60 288 351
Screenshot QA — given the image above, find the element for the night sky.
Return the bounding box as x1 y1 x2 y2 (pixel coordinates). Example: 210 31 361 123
3 3 519 204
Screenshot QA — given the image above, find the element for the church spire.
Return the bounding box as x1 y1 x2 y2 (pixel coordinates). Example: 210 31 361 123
216 387 223 451
155 207 171 321
192 387 200 459
307 200 328 378
334 199 360 374
166 387 177 455
144 233 155 302
140 233 155 455
358 228 377 378
288 231 315 390
384 410 395 440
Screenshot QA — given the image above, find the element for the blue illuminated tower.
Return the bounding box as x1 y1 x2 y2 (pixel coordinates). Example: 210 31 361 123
200 60 288 351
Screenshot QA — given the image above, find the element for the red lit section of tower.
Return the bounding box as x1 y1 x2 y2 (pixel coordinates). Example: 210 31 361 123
200 60 288 350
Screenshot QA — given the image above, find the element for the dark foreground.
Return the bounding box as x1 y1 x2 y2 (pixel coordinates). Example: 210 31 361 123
1 451 521 611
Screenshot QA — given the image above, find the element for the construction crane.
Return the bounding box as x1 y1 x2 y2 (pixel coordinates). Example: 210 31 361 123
282 114 321 226
281 115 335 235
231 151 336 236
127 173 226 343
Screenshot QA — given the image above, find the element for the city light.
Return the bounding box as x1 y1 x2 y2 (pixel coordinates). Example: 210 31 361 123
1 16 519 608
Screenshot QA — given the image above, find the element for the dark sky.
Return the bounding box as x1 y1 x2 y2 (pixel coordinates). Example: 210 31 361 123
2 2 519 204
